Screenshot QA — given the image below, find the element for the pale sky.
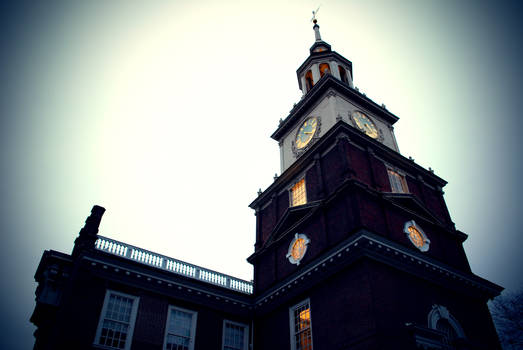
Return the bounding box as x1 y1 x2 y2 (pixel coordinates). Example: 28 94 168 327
1 1 522 349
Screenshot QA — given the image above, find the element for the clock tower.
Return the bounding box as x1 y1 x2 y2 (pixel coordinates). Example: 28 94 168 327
276 20 399 172
248 21 502 350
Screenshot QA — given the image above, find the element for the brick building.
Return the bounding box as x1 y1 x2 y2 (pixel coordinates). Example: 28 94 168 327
31 21 503 350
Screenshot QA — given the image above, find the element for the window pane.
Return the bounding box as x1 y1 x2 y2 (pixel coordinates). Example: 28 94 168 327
165 308 195 350
224 322 245 350
291 179 307 206
292 302 312 350
388 169 407 193
98 293 136 350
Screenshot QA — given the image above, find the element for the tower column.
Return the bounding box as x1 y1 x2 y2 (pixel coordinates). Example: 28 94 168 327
312 64 321 84
330 61 341 80
300 76 307 95
347 70 355 88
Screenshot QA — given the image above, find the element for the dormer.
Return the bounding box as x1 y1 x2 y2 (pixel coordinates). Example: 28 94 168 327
297 21 354 95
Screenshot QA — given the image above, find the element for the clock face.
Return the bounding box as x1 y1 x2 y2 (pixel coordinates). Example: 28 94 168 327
352 111 379 139
407 226 424 249
291 238 307 260
286 234 310 265
404 220 430 252
295 117 318 149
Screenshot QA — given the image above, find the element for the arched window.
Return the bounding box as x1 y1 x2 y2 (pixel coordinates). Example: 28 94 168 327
305 70 314 92
338 66 348 83
428 305 466 348
437 319 458 346
319 63 330 77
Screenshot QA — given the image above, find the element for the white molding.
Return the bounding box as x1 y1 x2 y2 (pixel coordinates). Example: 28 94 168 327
289 298 313 350
404 220 430 252
93 289 140 350
163 305 198 350
255 232 498 305
222 319 249 350
385 164 410 193
84 256 251 306
286 233 311 265
427 304 466 339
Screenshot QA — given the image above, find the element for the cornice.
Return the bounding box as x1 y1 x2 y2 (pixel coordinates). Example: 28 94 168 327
271 75 399 140
82 255 253 309
296 50 352 77
253 231 503 311
251 121 446 210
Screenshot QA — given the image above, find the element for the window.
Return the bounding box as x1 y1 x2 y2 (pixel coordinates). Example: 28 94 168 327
319 63 330 77
387 168 408 193
427 305 466 348
305 70 314 92
94 290 139 350
222 320 249 350
163 306 198 350
338 66 348 83
291 179 307 207
437 319 458 346
290 300 313 350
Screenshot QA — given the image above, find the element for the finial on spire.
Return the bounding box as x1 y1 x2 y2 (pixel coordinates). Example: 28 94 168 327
311 6 322 41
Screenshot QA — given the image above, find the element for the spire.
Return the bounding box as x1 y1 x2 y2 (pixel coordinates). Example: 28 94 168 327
311 7 322 41
313 20 322 41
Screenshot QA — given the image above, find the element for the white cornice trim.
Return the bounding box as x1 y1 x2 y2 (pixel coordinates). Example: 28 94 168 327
83 256 251 308
254 231 500 306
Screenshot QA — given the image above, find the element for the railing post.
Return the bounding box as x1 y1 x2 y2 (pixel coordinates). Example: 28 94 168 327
226 278 231 288
195 267 201 280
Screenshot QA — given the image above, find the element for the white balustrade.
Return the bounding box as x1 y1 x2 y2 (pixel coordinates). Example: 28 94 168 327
94 236 252 294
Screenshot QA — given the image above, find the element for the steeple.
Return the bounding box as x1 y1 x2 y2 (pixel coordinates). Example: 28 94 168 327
296 20 354 95
313 18 322 41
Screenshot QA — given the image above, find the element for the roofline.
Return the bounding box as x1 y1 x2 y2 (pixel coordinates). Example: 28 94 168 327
271 74 399 140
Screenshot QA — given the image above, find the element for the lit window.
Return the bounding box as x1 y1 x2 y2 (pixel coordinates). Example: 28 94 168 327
305 70 314 92
222 320 249 350
94 290 139 350
290 300 313 350
319 63 330 77
404 220 430 252
163 306 198 350
291 179 307 206
387 168 408 193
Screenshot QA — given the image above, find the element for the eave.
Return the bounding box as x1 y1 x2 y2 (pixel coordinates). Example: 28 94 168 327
252 230 503 313
296 50 352 78
271 74 399 141
252 120 447 210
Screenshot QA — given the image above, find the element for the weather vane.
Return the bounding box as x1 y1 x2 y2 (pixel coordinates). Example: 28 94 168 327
311 5 321 24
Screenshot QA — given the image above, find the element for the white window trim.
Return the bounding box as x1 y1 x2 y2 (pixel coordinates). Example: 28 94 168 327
222 319 249 350
428 304 466 339
387 166 409 193
404 220 430 252
94 289 140 350
162 305 198 350
289 298 313 350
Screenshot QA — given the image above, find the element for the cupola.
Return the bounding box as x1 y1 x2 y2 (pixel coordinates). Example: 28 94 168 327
297 19 354 95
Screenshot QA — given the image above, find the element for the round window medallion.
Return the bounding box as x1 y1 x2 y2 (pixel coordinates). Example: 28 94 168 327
404 220 430 252
286 233 310 265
